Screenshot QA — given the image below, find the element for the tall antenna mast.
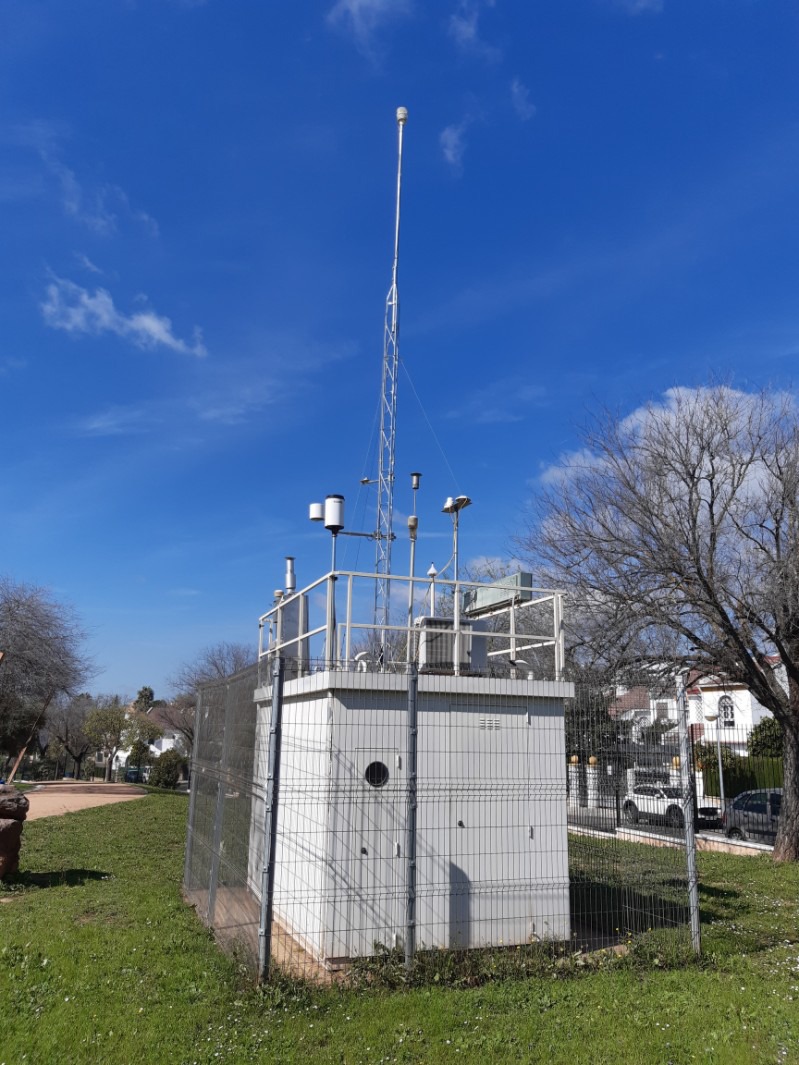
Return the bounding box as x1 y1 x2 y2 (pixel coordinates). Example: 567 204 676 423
373 106 408 632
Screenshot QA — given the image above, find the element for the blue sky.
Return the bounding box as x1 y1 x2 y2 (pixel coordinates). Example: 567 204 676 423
1 0 797 698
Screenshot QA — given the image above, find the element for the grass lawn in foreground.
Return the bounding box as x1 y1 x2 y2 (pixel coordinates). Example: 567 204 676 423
0 793 798 1064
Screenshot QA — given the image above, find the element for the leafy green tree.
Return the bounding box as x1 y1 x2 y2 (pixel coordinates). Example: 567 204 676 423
749 716 783 758
132 686 155 715
694 740 744 773
149 749 183 789
123 710 164 781
84 697 129 782
126 739 151 779
639 718 678 747
127 710 163 748
565 675 619 762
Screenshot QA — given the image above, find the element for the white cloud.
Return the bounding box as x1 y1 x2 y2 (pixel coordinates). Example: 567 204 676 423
510 78 536 121
440 119 471 172
327 0 412 54
110 184 160 238
47 156 117 234
448 0 501 61
539 386 799 488
191 382 276 425
0 356 26 376
7 123 159 236
41 276 207 357
538 448 605 487
446 376 546 424
619 385 796 436
74 252 103 275
75 405 150 436
612 0 663 12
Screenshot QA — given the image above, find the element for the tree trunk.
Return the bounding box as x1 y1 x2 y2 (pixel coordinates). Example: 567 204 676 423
773 719 799 862
104 757 113 783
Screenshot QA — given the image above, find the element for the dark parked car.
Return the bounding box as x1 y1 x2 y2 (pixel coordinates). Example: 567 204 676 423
124 766 151 784
723 788 783 843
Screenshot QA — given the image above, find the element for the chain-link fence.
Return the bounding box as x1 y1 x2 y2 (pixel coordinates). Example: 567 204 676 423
184 655 707 983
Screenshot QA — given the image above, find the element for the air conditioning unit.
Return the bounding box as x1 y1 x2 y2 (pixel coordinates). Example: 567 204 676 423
415 616 486 674
462 571 534 618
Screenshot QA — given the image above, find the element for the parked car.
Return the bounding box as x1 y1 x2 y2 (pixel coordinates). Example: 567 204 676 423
124 766 151 784
622 784 686 828
723 788 782 843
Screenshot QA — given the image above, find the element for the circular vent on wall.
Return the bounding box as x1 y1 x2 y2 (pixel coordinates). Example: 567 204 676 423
364 761 390 788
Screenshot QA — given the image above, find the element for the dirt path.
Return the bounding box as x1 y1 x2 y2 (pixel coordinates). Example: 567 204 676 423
23 782 147 820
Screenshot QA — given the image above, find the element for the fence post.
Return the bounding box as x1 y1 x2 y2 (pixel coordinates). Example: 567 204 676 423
677 680 701 955
405 661 419 971
207 682 234 926
259 656 285 983
182 684 205 890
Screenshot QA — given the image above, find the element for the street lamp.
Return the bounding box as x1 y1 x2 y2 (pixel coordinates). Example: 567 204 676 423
703 707 726 820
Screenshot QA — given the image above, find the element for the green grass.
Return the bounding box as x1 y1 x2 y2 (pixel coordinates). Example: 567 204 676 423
0 795 798 1064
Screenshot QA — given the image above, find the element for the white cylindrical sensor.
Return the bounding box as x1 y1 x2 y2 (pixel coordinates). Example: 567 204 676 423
324 493 345 533
309 502 324 522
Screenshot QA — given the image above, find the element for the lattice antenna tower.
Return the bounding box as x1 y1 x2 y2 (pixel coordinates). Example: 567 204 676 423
373 106 408 629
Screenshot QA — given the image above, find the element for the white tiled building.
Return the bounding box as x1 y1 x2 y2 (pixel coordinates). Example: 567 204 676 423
609 660 784 756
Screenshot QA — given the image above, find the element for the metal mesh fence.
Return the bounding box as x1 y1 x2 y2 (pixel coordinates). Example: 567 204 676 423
184 664 262 963
183 659 714 983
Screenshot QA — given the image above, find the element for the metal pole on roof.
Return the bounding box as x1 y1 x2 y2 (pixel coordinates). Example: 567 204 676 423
406 473 421 665
373 107 408 641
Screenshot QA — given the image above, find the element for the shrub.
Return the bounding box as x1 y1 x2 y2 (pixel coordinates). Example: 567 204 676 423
148 749 184 789
748 716 783 758
699 751 783 796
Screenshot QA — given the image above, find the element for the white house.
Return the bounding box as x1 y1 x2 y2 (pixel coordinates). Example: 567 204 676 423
608 660 783 757
95 704 187 778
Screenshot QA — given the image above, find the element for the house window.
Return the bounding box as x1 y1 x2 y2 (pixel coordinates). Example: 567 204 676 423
719 695 735 729
655 702 669 720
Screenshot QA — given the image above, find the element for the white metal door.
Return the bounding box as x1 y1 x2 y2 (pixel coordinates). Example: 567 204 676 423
448 705 533 949
344 748 403 957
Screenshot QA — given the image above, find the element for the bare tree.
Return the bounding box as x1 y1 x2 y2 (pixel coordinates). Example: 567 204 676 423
519 386 799 861
156 695 196 754
0 576 94 776
48 693 95 780
164 641 256 752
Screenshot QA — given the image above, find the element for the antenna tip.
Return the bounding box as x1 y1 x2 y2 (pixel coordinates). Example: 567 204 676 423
396 106 408 125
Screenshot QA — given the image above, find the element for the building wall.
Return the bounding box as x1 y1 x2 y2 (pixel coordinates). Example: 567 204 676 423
252 671 572 963
249 684 333 959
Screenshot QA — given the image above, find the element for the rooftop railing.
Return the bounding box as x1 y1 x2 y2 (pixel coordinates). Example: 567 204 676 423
257 569 565 681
